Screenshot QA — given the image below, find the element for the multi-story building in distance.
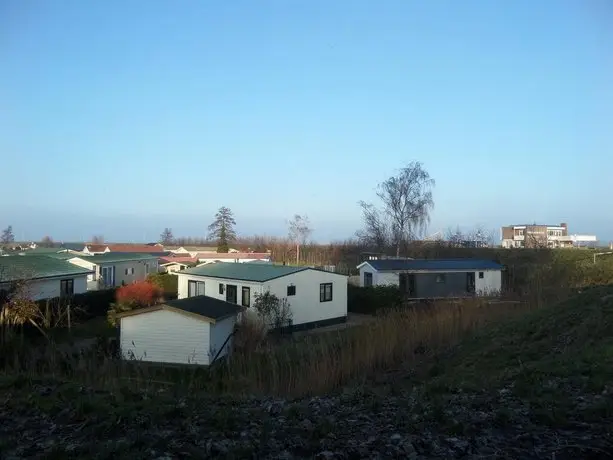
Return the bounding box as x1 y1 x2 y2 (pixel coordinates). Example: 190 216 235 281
501 223 597 248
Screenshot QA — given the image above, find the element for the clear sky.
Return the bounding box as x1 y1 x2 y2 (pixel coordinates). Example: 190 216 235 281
1 1 611 243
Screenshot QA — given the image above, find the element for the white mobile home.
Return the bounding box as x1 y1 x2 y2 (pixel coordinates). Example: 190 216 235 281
176 263 347 330
0 256 92 300
117 296 242 365
357 258 503 297
68 253 159 290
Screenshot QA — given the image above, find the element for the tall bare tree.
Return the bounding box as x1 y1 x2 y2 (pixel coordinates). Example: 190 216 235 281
1 225 15 247
288 214 312 264
91 235 105 244
208 206 237 253
159 228 174 245
358 162 435 257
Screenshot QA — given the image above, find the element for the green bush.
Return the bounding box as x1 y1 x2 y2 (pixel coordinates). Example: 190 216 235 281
348 285 402 314
147 273 178 299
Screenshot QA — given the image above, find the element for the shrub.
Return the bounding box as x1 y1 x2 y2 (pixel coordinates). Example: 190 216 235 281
252 291 293 331
348 285 402 314
108 281 163 326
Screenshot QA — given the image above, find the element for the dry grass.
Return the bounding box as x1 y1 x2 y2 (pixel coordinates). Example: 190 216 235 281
0 298 532 398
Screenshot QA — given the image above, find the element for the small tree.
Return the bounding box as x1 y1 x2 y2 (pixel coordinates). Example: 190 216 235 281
160 228 174 245
107 281 163 325
288 214 312 264
208 206 237 253
92 235 105 244
1 225 15 247
252 291 292 331
40 236 54 248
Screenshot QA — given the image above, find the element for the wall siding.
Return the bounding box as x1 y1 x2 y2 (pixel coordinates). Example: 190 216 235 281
475 270 502 295
177 274 264 303
0 275 88 301
209 316 237 362
266 269 348 326
120 309 210 365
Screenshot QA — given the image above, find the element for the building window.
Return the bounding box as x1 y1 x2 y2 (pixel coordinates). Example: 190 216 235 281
60 279 74 296
287 285 296 296
219 283 225 295
188 280 205 297
479 272 484 279
435 274 446 284
364 272 373 287
242 287 250 307
124 267 134 275
144 263 149 275
320 283 333 302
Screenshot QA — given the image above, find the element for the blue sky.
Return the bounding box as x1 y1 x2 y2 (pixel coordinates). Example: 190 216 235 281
1 1 611 243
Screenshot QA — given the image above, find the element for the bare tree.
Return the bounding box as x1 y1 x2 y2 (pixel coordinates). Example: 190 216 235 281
159 228 174 245
358 162 435 257
356 202 391 252
1 225 15 247
92 235 105 244
288 215 312 264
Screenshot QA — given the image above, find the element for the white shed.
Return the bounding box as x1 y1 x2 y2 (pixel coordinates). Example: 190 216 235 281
176 263 347 331
117 296 242 365
357 258 503 298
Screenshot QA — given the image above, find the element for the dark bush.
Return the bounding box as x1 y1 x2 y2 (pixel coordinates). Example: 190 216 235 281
348 284 403 314
35 288 117 321
147 273 178 299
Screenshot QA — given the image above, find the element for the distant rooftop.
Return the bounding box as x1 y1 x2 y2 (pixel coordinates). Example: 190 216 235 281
72 253 160 264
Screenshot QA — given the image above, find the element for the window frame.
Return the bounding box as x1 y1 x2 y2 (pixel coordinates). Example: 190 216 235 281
241 286 251 307
320 282 333 302
435 274 446 284
60 278 74 297
188 280 205 297
478 271 484 279
287 285 296 296
364 272 373 287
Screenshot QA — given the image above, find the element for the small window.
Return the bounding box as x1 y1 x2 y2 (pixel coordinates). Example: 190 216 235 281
60 279 74 296
320 283 333 302
435 274 446 284
188 280 205 297
479 272 484 279
125 267 134 275
364 272 373 287
144 263 149 275
219 283 225 295
242 287 250 307
287 285 296 296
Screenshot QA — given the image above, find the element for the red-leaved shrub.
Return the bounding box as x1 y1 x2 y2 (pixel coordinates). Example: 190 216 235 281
116 281 163 308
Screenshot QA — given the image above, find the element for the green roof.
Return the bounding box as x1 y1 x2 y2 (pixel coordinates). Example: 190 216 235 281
181 263 308 282
72 253 159 264
17 247 65 255
0 256 92 283
19 250 79 260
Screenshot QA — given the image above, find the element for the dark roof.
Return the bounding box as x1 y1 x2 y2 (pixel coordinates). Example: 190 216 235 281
163 296 242 321
0 256 93 282
181 262 309 282
362 258 503 271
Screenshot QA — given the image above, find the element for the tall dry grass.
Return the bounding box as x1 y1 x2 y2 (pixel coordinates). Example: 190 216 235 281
0 298 531 398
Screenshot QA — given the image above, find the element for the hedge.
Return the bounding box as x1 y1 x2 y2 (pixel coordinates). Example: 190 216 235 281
36 288 117 321
347 284 403 315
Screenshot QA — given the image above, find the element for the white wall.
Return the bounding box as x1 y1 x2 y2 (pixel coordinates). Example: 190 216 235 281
177 274 265 301
475 270 502 295
178 269 348 327
358 264 399 287
209 315 237 362
120 309 210 365
0 275 88 301
266 269 347 326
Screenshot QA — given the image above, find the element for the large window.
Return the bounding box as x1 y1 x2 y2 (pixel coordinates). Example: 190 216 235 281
60 279 74 296
188 280 205 297
287 285 296 296
364 272 373 287
320 283 333 302
241 287 251 307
